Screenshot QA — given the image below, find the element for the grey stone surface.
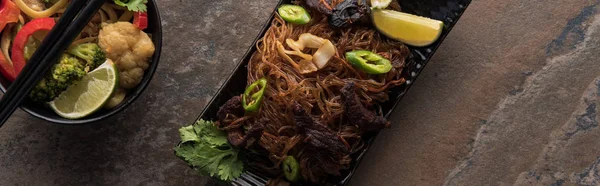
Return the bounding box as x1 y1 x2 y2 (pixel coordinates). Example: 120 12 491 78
4 0 600 185
350 0 600 185
0 0 278 185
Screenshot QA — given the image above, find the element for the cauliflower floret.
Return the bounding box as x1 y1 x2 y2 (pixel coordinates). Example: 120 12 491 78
120 68 144 89
98 22 155 89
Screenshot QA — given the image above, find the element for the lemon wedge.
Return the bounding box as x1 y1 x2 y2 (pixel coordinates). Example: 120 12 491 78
372 9 444 47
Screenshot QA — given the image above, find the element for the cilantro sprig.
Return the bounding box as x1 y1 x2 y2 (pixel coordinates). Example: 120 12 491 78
113 0 148 12
175 120 244 182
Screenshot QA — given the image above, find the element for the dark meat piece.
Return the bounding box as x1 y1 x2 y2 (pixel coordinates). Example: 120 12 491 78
341 83 390 132
299 153 351 183
329 0 371 28
266 178 291 186
292 103 349 154
228 118 267 148
305 0 333 15
292 103 351 183
217 96 244 124
216 96 265 148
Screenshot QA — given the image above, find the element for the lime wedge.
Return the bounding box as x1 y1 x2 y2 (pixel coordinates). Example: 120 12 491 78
371 0 392 9
372 9 444 47
49 60 119 119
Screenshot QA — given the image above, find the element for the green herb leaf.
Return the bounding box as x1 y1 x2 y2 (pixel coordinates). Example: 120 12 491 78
200 123 229 147
179 125 200 143
218 153 244 181
174 120 244 182
113 0 148 12
190 119 228 147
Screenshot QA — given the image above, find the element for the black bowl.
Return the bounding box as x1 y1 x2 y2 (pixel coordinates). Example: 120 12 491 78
0 0 163 124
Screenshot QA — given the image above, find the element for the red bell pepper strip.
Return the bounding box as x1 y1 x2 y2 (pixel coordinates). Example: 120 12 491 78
0 0 20 31
0 49 16 81
133 12 148 30
0 0 21 81
11 18 56 75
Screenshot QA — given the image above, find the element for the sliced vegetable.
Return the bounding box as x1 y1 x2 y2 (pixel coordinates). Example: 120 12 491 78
1 27 14 81
11 18 56 74
282 156 300 182
11 22 23 39
345 50 392 74
14 0 67 18
286 33 335 69
242 78 268 112
175 119 244 182
1 25 13 61
118 10 134 22
0 0 20 31
114 0 148 12
133 12 148 30
0 49 16 81
277 41 317 74
23 38 41 61
278 4 311 24
101 4 119 23
0 0 21 81
277 33 336 74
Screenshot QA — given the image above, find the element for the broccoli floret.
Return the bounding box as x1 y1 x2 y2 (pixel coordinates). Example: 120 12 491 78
67 43 106 71
29 54 87 103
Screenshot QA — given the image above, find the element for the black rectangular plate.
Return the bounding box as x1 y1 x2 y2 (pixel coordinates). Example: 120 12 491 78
194 0 471 185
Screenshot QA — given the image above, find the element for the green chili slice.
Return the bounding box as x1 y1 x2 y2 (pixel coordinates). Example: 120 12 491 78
278 4 311 25
242 78 268 112
345 50 393 74
282 156 300 182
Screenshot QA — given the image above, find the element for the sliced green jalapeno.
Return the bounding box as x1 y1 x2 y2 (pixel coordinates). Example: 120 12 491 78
278 4 311 25
345 50 392 74
242 78 268 112
282 156 300 182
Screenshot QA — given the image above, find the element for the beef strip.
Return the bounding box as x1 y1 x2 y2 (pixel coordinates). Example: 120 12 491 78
228 118 267 148
217 95 244 124
292 102 351 183
292 103 349 154
328 0 371 28
341 83 390 132
216 96 265 148
305 0 334 15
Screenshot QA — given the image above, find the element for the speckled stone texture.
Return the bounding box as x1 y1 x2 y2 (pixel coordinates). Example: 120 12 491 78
0 0 278 185
350 0 600 185
4 0 600 185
